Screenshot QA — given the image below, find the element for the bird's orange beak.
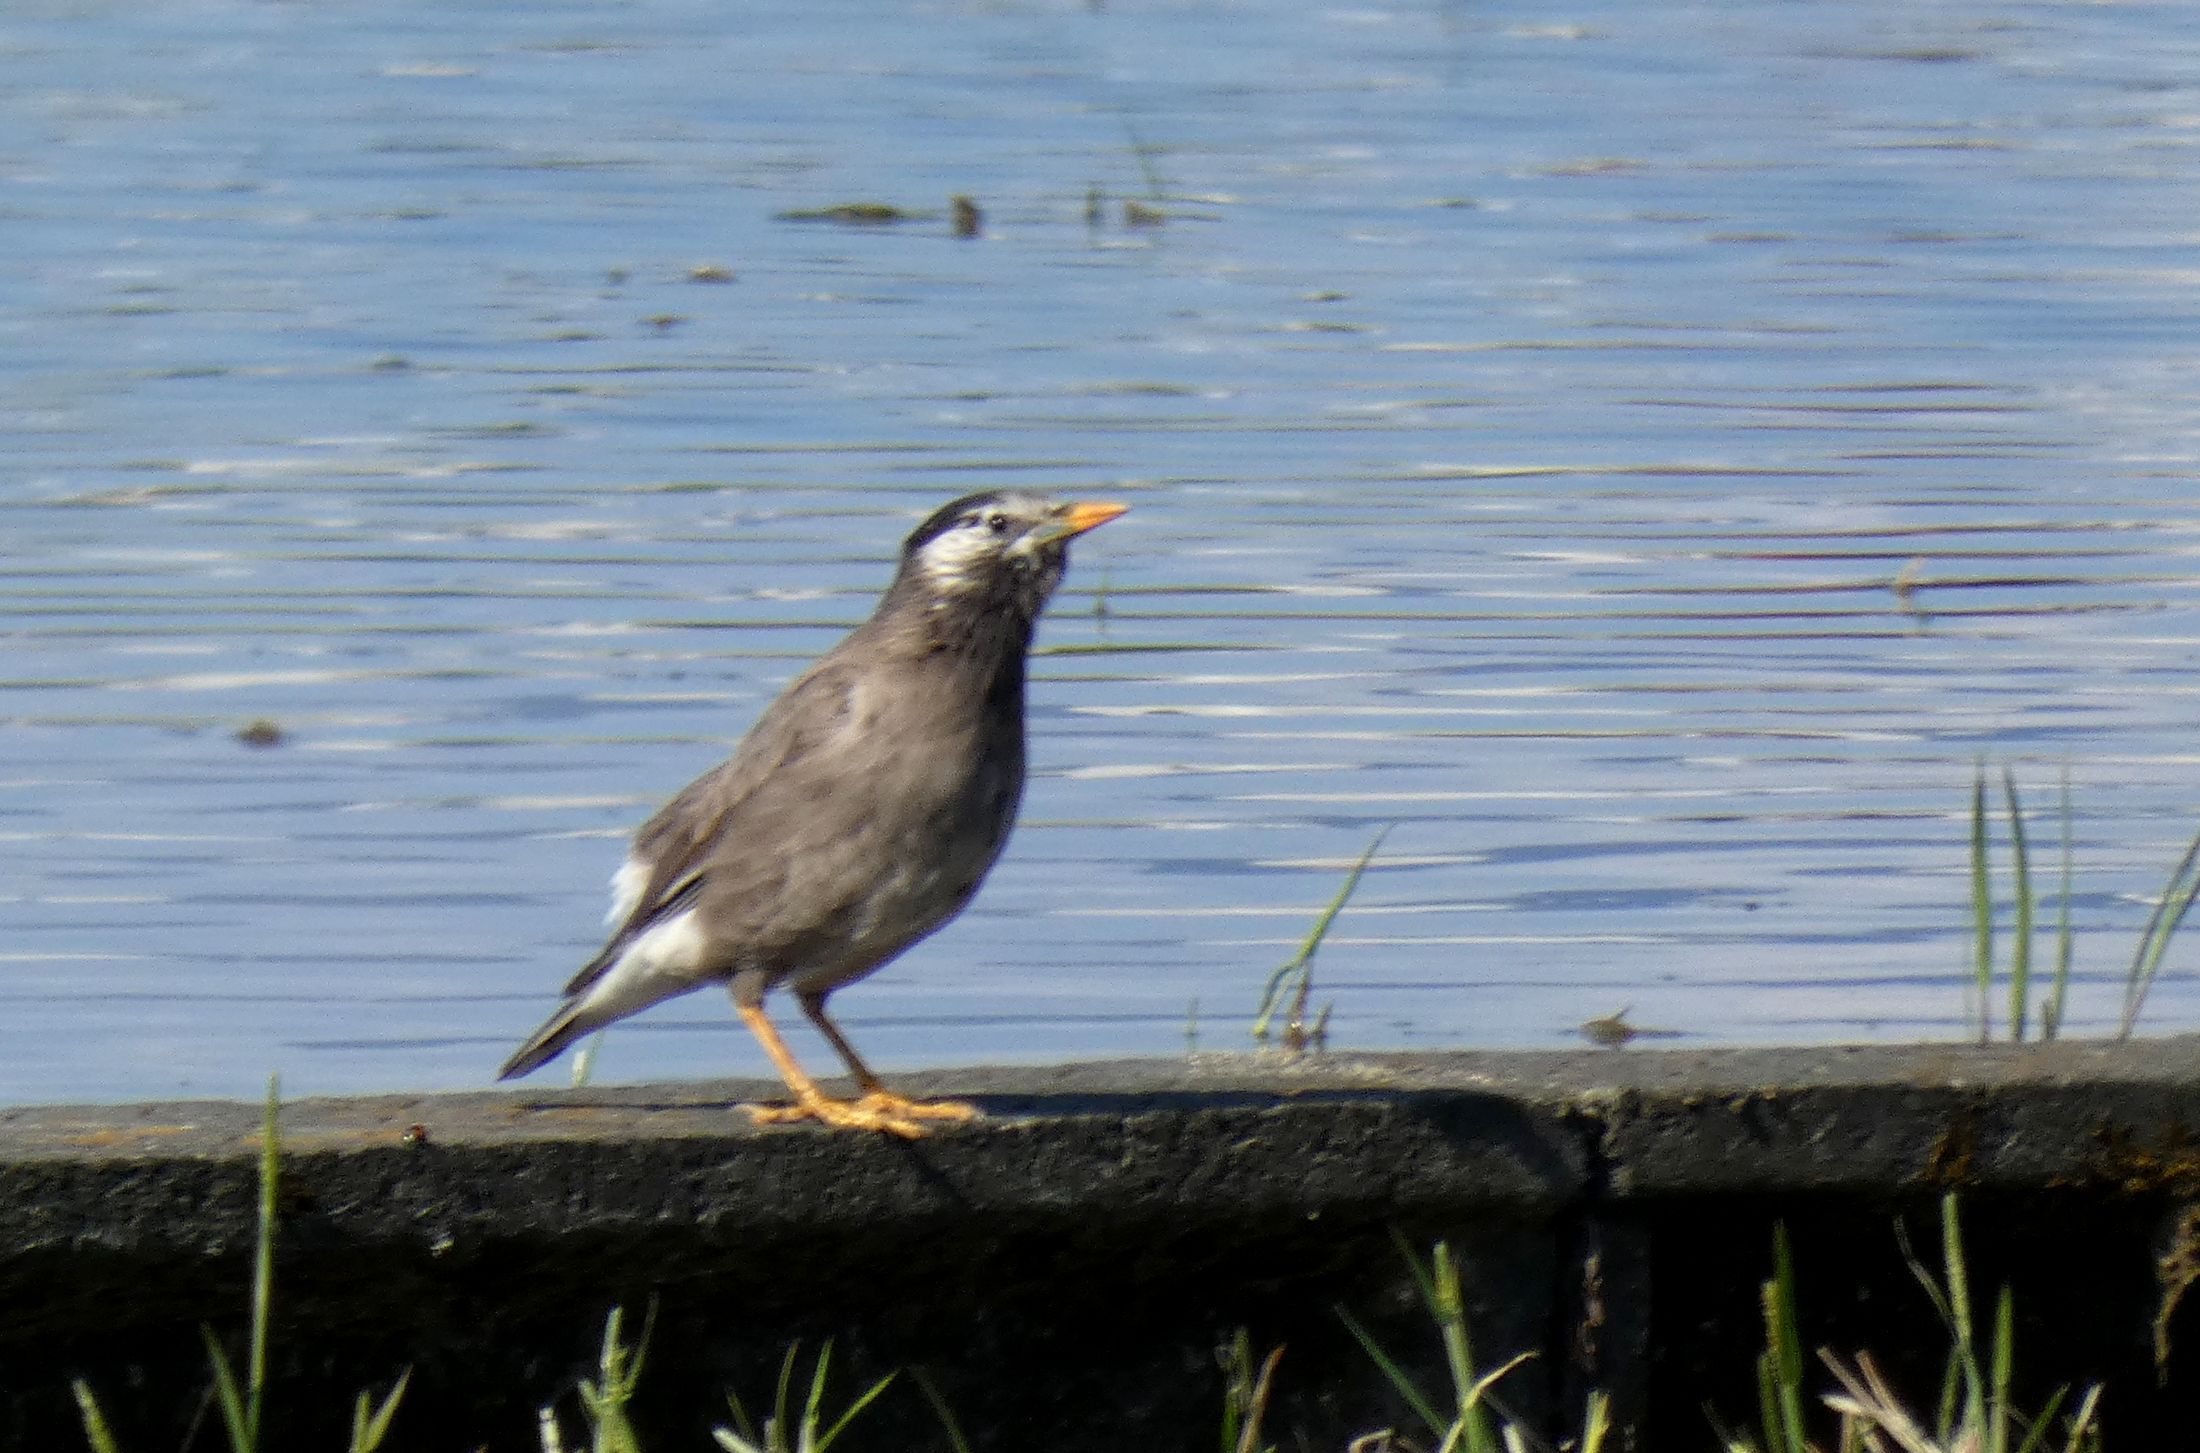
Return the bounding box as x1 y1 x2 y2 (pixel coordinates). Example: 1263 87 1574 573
1049 500 1129 541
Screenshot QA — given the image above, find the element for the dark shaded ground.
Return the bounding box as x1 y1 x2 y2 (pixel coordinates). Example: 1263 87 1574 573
5 1038 2199 1449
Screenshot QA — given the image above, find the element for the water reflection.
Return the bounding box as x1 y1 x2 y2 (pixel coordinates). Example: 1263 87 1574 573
4 0 2200 1103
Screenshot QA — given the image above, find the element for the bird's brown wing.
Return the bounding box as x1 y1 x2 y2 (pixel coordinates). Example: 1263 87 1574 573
558 652 865 998
689 665 1019 973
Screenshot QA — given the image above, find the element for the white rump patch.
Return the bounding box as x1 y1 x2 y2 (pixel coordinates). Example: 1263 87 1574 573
607 856 649 926
576 908 710 1024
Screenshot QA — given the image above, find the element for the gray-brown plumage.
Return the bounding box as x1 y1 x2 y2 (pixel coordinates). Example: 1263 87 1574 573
497 489 1126 1136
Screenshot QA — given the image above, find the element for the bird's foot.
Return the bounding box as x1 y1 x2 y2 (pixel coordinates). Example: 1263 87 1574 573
743 1090 974 1139
853 1089 980 1124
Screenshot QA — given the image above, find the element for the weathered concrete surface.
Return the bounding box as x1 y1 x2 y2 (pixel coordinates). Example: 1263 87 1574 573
3 1039 2199 1449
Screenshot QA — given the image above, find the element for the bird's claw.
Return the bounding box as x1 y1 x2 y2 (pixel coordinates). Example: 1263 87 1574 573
854 1090 980 1123
743 1092 979 1139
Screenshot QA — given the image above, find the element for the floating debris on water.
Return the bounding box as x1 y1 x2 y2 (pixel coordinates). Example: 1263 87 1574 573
1578 1006 1683 1049
775 202 926 225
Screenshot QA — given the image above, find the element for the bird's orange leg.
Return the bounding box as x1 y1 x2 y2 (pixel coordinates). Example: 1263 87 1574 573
796 992 980 1125
736 1003 944 1138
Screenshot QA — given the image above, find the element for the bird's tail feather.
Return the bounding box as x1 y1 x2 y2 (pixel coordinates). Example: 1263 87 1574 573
497 1001 593 1081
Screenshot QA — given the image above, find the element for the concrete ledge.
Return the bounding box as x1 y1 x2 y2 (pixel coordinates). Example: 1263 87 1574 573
4 1039 2200 1449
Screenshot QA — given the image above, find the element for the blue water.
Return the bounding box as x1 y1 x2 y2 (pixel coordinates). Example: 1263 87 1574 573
5 0 2200 1103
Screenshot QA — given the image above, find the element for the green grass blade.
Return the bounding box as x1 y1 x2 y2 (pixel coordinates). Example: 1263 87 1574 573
1970 764 1994 1044
2013 1384 2067 1453
349 1369 411 1453
583 1304 623 1404
1579 1389 1612 1453
1337 1305 1446 1440
1893 1210 1966 1441
247 1074 279 1449
1894 1213 1954 1330
1460 1351 1534 1408
772 1339 802 1447
627 1299 655 1394
1936 1352 1962 1444
1753 1346 1783 1453
71 1379 124 1453
2002 769 2033 1044
1989 1285 2015 1453
718 1388 764 1451
1230 1344 1284 1453
1249 961 1295 1043
2059 1386 2104 1453
1767 1224 1807 1453
200 1326 254 1453
1426 1240 1509 1453
1219 1330 1253 1453
577 1304 648 1453
909 1367 974 1453
1361 1233 1517 1453
813 1370 897 1453
1252 825 1389 1041
1703 1404 1753 1453
2120 820 2200 1038
1387 1225 1443 1317
2047 771 2073 1042
1940 1194 1984 1436
1431 1242 1478 1425
801 1339 834 1452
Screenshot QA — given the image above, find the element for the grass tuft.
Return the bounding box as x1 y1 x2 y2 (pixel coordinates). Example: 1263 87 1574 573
199 1075 282 1453
1339 1233 1534 1453
561 1302 654 1453
349 1370 412 1453
75 1073 412 1453
1723 1195 2102 1453
1964 761 2200 1044
1339 1232 1615 1452
1217 1330 1283 1453
1252 825 1391 1050
715 1338 897 1453
1842 1195 2101 1451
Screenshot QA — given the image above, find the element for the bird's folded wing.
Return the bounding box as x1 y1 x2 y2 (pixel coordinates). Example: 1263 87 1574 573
559 659 860 998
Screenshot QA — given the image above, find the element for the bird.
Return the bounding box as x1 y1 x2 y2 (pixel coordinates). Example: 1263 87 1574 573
497 489 1127 1137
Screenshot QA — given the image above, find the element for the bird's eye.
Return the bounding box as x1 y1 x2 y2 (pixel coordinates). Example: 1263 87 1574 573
984 512 1010 535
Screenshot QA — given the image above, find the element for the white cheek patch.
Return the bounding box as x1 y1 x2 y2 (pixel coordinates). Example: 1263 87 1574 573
607 856 650 926
914 527 997 593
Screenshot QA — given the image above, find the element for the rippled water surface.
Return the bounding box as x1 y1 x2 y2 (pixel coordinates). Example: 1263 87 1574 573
7 0 2200 1103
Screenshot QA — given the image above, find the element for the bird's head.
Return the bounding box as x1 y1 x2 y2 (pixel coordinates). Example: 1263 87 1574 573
894 490 1128 622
